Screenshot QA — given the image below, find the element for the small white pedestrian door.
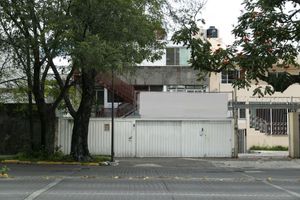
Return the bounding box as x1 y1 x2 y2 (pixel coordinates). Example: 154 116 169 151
114 120 136 157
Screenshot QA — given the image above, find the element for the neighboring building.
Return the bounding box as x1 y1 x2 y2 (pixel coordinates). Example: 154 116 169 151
210 66 300 151
94 26 223 116
94 41 209 117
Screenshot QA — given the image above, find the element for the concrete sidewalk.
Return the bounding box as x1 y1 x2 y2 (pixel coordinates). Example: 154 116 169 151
213 152 300 169
239 151 289 158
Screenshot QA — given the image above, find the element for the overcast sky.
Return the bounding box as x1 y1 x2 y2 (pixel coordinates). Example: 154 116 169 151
201 0 244 45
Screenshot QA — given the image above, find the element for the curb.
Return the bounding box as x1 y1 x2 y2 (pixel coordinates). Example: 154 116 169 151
1 160 103 166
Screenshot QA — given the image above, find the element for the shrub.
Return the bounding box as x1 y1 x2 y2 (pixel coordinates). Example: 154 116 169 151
0 165 9 175
249 145 288 151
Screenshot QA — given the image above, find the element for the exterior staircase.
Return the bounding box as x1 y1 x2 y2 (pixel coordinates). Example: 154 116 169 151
249 109 287 135
95 73 137 117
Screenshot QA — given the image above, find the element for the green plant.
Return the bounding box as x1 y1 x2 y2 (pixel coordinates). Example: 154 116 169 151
48 146 65 161
0 165 9 175
0 155 17 162
16 149 49 161
90 155 110 163
250 145 288 151
12 148 110 163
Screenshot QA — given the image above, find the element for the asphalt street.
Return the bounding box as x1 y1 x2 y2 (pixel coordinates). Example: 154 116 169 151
1 157 300 200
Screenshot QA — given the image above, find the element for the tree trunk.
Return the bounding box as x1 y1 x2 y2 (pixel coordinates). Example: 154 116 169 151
35 104 56 153
33 73 56 153
70 69 96 162
27 90 34 151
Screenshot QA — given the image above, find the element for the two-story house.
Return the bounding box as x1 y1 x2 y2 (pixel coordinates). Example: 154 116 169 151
94 26 300 152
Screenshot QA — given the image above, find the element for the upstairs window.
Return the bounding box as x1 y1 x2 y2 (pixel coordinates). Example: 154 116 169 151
166 48 180 65
221 70 240 84
166 48 190 66
237 102 246 119
167 85 207 92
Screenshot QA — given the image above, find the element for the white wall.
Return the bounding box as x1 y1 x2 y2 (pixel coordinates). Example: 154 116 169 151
139 92 229 119
57 118 233 157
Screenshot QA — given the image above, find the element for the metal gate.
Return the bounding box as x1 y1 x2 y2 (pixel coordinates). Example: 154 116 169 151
238 129 247 153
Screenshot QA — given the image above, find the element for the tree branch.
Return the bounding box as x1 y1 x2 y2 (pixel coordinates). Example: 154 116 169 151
0 77 26 85
48 60 76 117
41 63 50 94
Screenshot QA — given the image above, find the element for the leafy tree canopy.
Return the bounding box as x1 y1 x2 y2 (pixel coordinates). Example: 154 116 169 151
232 0 300 93
173 0 300 94
68 0 165 73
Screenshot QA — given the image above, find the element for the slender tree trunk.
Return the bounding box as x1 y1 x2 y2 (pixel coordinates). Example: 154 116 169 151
27 91 34 151
70 69 96 161
32 70 55 153
26 47 35 151
35 103 55 152
39 107 47 149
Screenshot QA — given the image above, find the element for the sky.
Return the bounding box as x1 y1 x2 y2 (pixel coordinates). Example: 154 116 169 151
201 0 244 45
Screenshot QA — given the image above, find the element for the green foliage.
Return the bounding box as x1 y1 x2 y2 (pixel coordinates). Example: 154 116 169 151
70 0 165 72
43 80 79 111
90 155 110 163
232 0 300 92
0 165 9 175
250 145 288 151
13 146 62 161
0 0 78 151
173 0 300 94
16 151 50 161
13 146 110 163
16 151 72 162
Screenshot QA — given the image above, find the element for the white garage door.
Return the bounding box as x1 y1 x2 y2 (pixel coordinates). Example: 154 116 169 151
136 120 182 157
135 120 232 157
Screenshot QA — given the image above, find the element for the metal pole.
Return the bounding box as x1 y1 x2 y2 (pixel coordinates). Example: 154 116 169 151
233 87 239 158
111 68 115 162
270 108 273 135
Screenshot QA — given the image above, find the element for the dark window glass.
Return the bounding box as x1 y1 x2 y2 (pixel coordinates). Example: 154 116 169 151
134 85 149 91
221 70 240 84
166 48 180 65
221 72 228 83
149 85 163 91
96 90 104 105
107 91 122 102
239 108 246 119
175 48 180 65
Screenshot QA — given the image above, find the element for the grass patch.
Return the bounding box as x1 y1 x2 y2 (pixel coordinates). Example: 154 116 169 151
0 149 110 163
92 155 110 163
249 145 288 151
0 155 18 162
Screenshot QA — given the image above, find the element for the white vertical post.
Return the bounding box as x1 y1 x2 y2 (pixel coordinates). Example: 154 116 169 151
289 112 300 158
